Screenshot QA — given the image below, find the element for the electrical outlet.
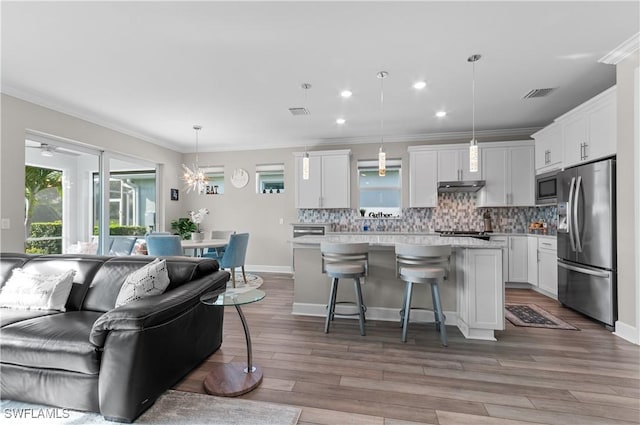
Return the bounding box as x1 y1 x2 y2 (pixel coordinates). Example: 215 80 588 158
279 218 284 225
1 218 10 229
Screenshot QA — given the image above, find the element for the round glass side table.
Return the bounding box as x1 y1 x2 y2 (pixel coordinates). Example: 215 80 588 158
200 288 265 396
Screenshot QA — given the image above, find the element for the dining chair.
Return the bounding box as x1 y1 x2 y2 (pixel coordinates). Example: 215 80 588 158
320 242 369 336
202 230 236 261
146 234 184 256
218 233 250 288
109 236 137 256
395 243 451 345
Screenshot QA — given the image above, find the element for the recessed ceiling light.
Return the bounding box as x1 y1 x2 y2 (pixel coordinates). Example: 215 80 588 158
413 81 427 90
336 118 346 125
340 90 352 98
435 111 447 118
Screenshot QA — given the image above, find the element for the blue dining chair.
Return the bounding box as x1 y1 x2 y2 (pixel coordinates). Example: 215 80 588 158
146 234 184 256
218 233 249 288
202 230 235 261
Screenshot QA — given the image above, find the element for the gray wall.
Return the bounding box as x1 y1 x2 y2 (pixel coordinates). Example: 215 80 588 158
616 51 639 332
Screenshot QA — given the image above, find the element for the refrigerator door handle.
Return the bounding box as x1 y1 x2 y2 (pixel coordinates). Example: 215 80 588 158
574 175 582 252
558 261 610 278
567 177 576 251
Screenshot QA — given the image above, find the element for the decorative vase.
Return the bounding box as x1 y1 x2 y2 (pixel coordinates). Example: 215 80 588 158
191 232 205 242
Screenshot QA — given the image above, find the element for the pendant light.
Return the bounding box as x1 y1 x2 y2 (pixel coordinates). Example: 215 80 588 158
468 54 481 173
301 83 312 180
181 125 208 193
377 71 388 177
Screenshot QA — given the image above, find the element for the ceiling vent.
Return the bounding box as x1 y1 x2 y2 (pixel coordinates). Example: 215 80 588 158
522 88 557 99
288 107 309 116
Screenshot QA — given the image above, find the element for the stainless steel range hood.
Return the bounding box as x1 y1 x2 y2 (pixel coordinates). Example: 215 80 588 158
437 180 486 193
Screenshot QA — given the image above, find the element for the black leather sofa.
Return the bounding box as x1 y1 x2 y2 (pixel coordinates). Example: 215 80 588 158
0 253 230 422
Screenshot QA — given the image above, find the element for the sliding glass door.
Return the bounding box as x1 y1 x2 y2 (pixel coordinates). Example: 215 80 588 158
25 134 158 255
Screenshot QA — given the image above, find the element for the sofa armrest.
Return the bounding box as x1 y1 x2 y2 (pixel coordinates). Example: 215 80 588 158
89 269 229 347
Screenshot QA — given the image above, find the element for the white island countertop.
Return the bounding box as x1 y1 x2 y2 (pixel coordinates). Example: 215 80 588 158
290 233 506 249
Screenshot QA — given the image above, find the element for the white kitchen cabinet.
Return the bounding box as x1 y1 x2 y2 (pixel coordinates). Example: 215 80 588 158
477 141 535 207
537 237 558 298
294 150 350 209
409 149 438 207
508 236 528 283
532 122 562 174
437 147 481 182
560 86 616 168
527 236 538 286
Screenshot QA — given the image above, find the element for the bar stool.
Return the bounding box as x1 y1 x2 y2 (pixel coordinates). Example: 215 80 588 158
395 243 451 346
320 242 369 336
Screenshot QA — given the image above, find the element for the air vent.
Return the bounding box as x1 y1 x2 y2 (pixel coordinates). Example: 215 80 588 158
522 88 557 99
288 107 309 116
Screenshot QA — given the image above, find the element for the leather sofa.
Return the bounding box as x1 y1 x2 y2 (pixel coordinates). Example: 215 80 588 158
0 253 230 422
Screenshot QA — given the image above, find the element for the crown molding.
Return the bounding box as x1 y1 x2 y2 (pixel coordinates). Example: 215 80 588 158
1 86 180 152
599 32 640 65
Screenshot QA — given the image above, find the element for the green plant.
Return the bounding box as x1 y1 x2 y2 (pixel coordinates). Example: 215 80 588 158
92 225 147 236
171 217 197 240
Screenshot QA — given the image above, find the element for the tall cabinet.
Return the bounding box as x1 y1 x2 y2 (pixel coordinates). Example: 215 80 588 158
294 150 351 209
408 147 438 207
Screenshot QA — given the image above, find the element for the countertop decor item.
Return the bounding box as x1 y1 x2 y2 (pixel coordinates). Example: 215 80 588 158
170 217 197 240
188 208 209 240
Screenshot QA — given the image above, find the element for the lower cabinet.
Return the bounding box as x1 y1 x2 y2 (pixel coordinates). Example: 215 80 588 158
508 236 528 283
537 238 558 298
527 236 538 287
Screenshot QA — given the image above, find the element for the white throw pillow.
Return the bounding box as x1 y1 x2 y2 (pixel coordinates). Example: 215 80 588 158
115 258 170 308
0 268 76 311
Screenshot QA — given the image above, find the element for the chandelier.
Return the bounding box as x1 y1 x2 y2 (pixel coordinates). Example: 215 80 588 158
182 125 208 193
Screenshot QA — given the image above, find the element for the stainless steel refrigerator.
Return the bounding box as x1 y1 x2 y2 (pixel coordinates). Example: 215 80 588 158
557 157 616 329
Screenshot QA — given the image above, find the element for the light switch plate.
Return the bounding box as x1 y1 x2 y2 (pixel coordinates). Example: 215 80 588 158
1 218 10 229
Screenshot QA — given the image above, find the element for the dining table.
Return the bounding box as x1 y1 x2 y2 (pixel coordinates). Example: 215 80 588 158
181 238 228 257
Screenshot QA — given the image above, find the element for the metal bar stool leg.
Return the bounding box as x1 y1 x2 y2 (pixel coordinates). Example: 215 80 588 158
399 290 407 328
431 281 447 346
401 280 413 343
354 277 365 336
325 277 339 333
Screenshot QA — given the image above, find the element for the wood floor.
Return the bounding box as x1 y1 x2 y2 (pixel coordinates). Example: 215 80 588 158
174 273 640 425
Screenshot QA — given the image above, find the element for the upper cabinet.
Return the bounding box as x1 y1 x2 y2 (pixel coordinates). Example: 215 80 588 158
437 147 482 182
532 122 562 174
532 86 616 172
294 150 351 209
408 148 438 207
477 141 535 207
561 86 616 168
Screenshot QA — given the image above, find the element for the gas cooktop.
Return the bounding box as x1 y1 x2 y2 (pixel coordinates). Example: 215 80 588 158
437 230 492 240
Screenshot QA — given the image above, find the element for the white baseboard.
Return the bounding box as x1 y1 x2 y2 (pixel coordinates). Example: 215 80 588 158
245 265 292 274
614 320 639 345
291 302 458 325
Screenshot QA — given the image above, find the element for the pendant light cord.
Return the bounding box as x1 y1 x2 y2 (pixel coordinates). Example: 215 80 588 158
472 60 476 142
380 73 385 148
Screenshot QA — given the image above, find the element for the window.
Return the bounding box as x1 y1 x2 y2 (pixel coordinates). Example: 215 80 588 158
201 166 225 195
256 164 285 194
358 159 402 217
25 165 63 254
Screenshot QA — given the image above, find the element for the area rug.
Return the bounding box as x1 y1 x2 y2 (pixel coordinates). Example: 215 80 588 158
0 390 300 425
505 303 579 330
225 272 263 295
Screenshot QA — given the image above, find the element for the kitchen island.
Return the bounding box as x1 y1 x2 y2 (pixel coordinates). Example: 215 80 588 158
290 233 506 341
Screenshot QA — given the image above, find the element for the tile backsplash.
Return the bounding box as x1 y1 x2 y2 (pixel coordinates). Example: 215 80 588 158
297 192 557 233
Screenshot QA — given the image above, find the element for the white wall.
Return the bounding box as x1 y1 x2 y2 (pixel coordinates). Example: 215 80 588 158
1 94 184 252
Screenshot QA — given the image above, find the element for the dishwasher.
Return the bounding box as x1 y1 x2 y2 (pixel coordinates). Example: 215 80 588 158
291 224 331 272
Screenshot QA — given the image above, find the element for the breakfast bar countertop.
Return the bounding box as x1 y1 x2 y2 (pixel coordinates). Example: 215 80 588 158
290 233 506 248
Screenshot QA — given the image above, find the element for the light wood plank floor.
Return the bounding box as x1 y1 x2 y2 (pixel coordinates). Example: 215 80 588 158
174 273 640 425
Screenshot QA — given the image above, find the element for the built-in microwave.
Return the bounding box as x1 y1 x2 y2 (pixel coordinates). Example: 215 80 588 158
535 170 558 205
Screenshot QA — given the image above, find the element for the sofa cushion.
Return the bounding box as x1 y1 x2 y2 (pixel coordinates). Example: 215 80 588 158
115 258 170 307
0 308 61 327
0 268 76 311
82 257 219 312
21 255 107 311
0 311 103 374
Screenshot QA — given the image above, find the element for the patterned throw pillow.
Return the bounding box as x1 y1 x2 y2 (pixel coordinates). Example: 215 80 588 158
115 258 170 308
0 268 76 311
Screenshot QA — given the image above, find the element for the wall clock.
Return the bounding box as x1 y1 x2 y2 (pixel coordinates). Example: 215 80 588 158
231 168 249 188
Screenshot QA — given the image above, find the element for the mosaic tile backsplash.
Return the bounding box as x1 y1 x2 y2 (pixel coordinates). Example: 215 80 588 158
297 192 557 234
